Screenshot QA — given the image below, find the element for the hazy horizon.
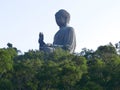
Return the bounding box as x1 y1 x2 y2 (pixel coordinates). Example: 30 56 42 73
0 0 120 52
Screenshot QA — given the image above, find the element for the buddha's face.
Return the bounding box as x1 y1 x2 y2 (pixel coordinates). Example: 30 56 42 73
55 9 70 28
55 16 67 27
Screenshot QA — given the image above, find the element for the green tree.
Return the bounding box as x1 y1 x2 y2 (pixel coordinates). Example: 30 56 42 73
83 45 120 90
0 48 17 90
0 49 13 78
7 43 13 48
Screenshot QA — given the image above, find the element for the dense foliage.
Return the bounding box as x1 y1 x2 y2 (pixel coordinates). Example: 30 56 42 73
0 44 120 90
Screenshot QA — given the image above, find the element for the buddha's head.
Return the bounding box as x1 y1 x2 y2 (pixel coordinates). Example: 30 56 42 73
55 9 70 28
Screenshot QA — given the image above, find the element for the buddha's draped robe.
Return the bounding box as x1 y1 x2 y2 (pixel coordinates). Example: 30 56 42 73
53 26 76 53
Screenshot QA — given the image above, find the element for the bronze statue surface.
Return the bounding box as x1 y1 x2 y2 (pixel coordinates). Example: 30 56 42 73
38 9 76 53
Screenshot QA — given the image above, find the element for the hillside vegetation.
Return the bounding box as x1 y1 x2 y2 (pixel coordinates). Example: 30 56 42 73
0 44 120 90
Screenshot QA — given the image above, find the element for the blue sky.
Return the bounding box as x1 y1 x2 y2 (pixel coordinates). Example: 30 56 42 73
0 0 120 52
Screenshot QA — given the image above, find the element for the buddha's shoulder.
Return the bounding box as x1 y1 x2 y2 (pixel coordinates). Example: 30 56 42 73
66 27 74 32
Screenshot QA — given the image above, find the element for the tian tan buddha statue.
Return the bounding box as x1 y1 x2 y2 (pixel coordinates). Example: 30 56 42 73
38 9 76 53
